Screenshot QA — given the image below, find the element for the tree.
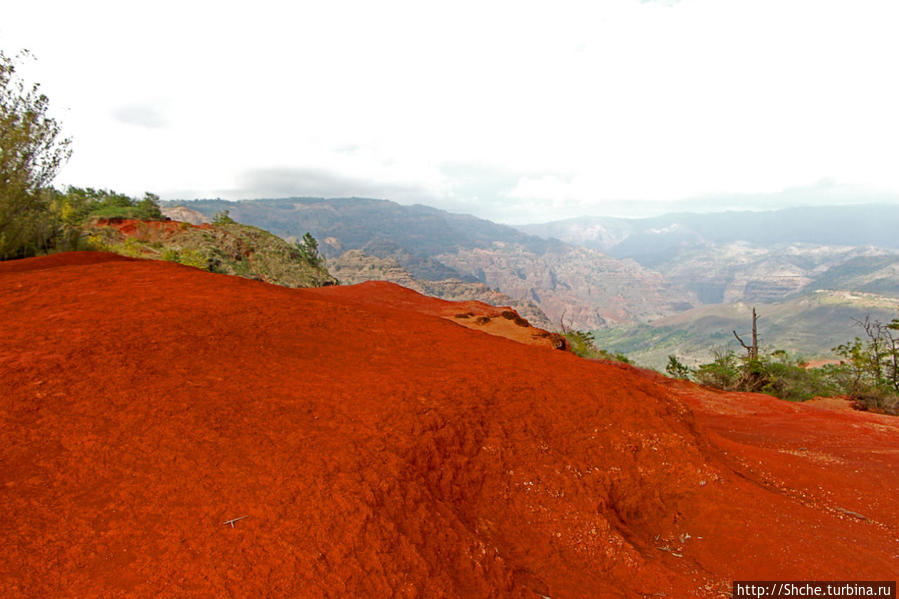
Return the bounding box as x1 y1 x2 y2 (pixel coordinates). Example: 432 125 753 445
733 306 759 362
295 232 323 267
665 355 691 380
835 315 899 396
0 50 72 258
733 307 762 389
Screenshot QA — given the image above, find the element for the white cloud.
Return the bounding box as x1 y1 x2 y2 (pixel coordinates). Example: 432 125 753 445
2 0 898 222
111 101 169 129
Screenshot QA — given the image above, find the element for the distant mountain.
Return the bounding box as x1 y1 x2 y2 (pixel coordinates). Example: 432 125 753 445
519 205 899 305
520 205 899 253
170 197 693 329
513 205 899 367
805 255 899 297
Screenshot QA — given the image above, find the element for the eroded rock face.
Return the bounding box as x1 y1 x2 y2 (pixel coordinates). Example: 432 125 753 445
437 244 693 329
2 253 896 598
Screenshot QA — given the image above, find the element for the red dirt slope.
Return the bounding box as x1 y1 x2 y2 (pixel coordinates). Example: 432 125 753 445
1 252 896 598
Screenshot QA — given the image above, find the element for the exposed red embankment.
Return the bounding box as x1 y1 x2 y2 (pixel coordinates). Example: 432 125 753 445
93 218 212 239
1 252 896 598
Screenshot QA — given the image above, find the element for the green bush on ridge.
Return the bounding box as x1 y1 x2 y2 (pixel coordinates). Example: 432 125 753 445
665 315 898 414
562 329 631 364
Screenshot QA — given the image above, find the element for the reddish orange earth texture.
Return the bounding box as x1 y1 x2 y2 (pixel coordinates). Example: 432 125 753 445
1 252 896 598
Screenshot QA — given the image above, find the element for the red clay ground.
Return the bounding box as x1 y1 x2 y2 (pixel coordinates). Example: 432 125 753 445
1 252 896 598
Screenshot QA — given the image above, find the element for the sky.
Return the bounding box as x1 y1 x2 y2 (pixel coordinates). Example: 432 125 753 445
4 0 899 224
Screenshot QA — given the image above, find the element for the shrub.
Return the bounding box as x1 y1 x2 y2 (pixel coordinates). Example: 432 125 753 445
832 316 899 413
177 249 208 269
665 355 691 380
690 348 866 404
756 351 842 402
693 350 741 390
562 330 630 363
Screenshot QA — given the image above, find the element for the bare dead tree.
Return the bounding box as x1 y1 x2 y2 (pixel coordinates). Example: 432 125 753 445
732 307 762 390
733 307 759 362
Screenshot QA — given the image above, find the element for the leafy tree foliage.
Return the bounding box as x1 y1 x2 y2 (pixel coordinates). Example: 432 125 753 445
0 52 167 260
833 316 899 412
1 50 72 258
294 232 323 267
665 355 691 380
54 187 164 222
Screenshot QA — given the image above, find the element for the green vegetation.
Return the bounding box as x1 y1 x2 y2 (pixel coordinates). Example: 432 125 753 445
65 188 165 221
1 49 72 259
832 316 899 413
1 50 165 258
687 348 841 402
85 218 338 287
47 187 165 229
160 247 207 269
294 232 323 268
212 210 237 225
0 51 335 288
563 329 631 364
665 355 691 380
665 314 899 414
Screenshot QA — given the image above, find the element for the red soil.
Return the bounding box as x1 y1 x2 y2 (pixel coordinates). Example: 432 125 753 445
93 218 212 241
1 252 896 598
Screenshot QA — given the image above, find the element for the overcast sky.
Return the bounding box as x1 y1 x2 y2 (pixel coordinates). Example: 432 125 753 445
4 0 899 223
